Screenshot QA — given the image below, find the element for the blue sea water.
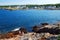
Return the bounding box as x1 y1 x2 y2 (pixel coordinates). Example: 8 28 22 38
0 9 60 33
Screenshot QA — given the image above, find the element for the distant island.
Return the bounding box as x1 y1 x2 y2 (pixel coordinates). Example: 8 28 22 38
0 3 60 10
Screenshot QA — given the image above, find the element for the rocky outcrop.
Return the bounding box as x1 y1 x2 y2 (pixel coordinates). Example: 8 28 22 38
32 23 60 34
37 27 60 34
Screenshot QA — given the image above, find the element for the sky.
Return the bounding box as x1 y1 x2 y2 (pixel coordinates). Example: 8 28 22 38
0 0 60 5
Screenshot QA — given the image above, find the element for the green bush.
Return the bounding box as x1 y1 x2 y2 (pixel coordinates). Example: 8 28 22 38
57 35 60 40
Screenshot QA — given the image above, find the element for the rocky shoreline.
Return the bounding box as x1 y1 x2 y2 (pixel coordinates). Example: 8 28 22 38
0 22 60 40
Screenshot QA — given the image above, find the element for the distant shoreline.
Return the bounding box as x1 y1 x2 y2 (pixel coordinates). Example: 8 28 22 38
0 4 60 10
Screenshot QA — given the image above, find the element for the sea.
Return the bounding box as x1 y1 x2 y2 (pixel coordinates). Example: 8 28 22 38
0 9 60 33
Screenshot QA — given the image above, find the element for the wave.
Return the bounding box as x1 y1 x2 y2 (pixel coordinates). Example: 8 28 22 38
12 27 20 31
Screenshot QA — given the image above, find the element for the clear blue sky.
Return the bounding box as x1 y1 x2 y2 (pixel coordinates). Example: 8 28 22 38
0 0 60 5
